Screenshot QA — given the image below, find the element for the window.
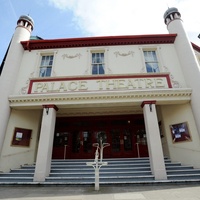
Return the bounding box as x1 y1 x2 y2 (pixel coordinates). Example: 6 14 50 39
143 51 159 73
91 52 105 74
39 55 54 77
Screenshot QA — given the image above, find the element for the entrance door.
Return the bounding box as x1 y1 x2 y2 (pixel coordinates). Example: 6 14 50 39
71 130 94 159
109 128 137 158
52 130 96 159
52 131 70 159
52 115 149 159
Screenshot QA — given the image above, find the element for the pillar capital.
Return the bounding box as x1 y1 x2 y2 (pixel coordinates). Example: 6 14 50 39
141 101 156 108
43 104 58 111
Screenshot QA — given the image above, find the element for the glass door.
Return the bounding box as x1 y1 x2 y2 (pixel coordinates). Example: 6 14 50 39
82 131 93 154
135 129 148 157
52 131 70 159
123 129 133 152
110 129 121 156
52 114 148 159
71 130 94 159
110 128 137 158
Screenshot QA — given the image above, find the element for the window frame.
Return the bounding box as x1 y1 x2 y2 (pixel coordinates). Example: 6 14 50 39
36 50 57 78
39 54 54 77
142 48 160 73
90 50 105 75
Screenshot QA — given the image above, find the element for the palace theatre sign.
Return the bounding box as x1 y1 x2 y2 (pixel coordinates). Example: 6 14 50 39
28 74 172 94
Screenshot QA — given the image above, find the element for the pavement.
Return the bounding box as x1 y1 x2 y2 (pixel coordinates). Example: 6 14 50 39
1 183 200 200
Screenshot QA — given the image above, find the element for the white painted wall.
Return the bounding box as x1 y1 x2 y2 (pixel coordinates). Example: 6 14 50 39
0 109 42 172
13 43 188 94
160 104 200 168
194 50 200 68
156 106 170 158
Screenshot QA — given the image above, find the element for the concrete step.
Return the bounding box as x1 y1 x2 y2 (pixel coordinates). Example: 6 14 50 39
9 169 35 173
166 165 194 170
167 174 200 180
45 175 155 183
49 171 152 177
51 157 151 162
0 177 33 182
50 162 184 167
0 157 200 185
50 167 151 173
167 169 200 175
0 173 34 177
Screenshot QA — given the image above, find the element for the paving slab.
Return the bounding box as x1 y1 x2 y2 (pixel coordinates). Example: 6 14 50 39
0 184 200 200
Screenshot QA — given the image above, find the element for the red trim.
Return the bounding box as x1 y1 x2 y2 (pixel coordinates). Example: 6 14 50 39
43 104 59 111
28 73 172 94
141 101 156 108
30 73 172 82
192 42 200 53
21 34 177 50
28 80 33 94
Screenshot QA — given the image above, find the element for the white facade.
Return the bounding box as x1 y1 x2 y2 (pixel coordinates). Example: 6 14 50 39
1 8 200 182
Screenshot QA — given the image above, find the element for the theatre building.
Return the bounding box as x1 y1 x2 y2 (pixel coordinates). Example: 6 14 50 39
1 7 200 183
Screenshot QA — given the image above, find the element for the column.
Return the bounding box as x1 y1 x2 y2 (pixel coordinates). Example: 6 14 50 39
164 8 200 136
33 105 58 182
141 101 167 180
0 16 33 155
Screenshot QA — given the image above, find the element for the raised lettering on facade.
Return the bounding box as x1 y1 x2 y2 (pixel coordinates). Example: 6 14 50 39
32 78 167 94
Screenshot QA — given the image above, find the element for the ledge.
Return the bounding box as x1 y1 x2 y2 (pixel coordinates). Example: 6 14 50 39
9 88 192 109
21 34 177 51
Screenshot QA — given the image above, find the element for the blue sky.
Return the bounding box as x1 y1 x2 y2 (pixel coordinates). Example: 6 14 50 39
1 0 200 63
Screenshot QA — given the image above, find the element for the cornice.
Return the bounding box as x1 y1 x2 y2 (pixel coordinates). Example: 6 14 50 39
192 42 200 53
9 88 192 109
21 34 177 51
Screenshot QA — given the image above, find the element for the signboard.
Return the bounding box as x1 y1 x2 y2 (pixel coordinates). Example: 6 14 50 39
11 127 32 147
28 74 172 94
170 122 192 143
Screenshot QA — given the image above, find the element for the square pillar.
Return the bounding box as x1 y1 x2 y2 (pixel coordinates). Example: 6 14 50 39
141 101 167 180
33 105 58 182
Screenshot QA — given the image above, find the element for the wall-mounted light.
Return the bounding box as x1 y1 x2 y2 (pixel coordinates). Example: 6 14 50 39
149 104 152 112
45 107 49 115
43 104 58 115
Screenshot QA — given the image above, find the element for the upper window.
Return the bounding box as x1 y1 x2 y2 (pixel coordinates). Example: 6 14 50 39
143 51 159 73
39 55 54 77
91 52 105 75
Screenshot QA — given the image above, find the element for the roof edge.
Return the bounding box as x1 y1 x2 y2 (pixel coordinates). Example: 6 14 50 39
21 34 177 50
192 42 200 53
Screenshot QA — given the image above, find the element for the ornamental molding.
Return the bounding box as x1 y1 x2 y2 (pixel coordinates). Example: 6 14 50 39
21 34 177 51
20 70 57 95
114 51 134 57
9 88 192 108
20 72 34 94
62 53 82 59
163 66 182 88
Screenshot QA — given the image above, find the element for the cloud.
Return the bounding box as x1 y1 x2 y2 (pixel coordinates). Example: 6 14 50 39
176 0 200 31
48 0 200 44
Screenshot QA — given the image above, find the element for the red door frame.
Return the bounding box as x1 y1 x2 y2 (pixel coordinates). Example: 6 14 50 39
52 115 149 159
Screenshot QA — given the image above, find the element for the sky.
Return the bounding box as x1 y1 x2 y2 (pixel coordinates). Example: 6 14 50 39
1 0 200 63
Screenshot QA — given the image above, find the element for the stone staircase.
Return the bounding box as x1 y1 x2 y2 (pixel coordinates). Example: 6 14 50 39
0 157 200 185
